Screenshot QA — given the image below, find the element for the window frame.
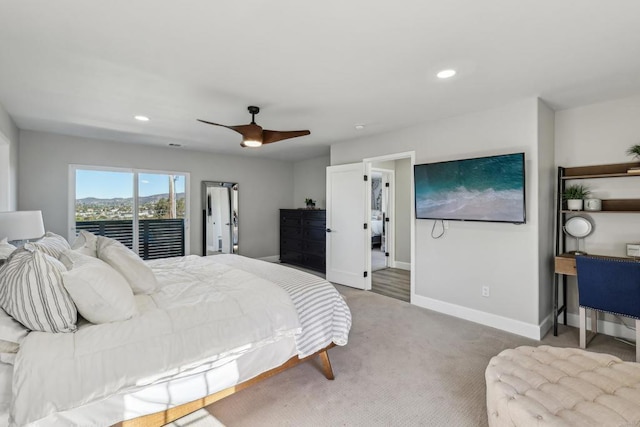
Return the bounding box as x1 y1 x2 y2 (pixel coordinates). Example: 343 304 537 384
68 164 190 256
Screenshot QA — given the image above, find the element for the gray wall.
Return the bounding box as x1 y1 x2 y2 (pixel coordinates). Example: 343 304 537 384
18 130 293 258
394 158 411 264
292 155 329 209
0 102 19 210
332 98 547 337
537 100 555 324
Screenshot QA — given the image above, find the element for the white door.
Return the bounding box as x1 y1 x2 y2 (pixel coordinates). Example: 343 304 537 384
326 163 367 289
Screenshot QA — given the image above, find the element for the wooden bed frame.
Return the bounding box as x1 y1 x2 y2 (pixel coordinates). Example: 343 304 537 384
114 343 336 427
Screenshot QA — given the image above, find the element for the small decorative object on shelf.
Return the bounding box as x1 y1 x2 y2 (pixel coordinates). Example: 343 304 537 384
584 198 602 211
563 184 590 211
304 198 316 209
626 243 640 258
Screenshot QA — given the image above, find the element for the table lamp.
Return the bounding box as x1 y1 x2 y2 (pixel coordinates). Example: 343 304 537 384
0 211 46 246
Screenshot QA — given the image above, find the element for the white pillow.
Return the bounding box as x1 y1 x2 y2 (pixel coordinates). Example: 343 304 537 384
30 231 71 259
60 250 138 324
0 308 28 354
96 236 158 295
0 238 16 260
70 230 98 257
0 245 77 333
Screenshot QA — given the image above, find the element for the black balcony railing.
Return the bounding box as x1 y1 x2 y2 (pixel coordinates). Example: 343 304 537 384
75 219 185 260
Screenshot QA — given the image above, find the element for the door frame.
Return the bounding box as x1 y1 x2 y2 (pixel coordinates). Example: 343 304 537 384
370 167 395 272
363 152 415 300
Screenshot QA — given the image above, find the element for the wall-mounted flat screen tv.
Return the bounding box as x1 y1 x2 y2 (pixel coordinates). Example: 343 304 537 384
414 152 525 224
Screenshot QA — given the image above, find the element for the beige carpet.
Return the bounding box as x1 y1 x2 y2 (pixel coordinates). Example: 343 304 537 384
167 285 636 427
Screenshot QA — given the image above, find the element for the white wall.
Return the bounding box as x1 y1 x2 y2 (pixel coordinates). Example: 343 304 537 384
292 155 329 209
332 98 546 337
556 94 640 324
18 130 293 259
0 102 19 210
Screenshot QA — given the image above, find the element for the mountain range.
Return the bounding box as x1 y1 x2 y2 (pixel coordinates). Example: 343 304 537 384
76 193 185 206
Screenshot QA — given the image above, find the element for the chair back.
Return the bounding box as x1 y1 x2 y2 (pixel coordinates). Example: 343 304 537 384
575 256 640 319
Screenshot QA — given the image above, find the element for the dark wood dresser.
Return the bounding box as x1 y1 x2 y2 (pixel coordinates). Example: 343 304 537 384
280 209 326 273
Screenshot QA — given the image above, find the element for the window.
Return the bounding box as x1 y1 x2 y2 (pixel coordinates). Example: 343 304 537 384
70 166 189 259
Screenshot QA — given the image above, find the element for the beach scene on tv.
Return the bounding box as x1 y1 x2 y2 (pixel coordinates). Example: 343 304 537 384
415 153 525 223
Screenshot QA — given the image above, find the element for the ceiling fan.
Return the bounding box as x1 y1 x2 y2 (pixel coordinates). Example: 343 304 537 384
198 106 310 148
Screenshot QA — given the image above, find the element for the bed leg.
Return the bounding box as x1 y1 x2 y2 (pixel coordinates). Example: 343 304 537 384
318 350 335 380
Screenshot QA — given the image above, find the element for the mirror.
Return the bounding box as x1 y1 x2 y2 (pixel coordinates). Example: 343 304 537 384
563 215 593 255
202 181 238 255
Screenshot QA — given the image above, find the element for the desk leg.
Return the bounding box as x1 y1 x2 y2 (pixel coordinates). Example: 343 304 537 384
553 273 559 336
562 274 567 325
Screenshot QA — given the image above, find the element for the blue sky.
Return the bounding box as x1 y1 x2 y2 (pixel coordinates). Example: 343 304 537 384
76 170 186 199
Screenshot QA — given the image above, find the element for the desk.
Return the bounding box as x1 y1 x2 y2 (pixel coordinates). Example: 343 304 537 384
553 253 632 336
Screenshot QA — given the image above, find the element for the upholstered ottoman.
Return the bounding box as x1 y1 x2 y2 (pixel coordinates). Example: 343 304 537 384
486 345 640 426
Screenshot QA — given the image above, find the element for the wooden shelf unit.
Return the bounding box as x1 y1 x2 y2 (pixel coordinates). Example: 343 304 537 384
562 162 640 179
553 161 640 336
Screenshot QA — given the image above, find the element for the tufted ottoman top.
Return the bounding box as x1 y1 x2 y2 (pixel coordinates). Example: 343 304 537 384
485 345 640 427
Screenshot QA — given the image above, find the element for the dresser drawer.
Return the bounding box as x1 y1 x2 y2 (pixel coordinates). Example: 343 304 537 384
281 238 302 251
303 218 326 229
303 254 326 272
555 256 577 276
281 249 303 264
281 226 302 239
280 211 302 226
303 227 326 242
303 240 325 256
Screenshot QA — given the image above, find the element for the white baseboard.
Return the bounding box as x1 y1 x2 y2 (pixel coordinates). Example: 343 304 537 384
257 255 280 263
412 294 545 340
392 261 411 271
565 312 637 342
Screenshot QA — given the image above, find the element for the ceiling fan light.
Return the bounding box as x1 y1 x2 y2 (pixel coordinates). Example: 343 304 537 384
243 138 262 148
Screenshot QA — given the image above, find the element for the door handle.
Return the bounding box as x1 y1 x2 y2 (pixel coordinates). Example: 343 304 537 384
326 228 332 233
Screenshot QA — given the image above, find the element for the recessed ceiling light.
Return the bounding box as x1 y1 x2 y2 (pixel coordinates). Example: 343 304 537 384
168 143 182 147
355 124 365 130
436 69 456 79
134 115 150 122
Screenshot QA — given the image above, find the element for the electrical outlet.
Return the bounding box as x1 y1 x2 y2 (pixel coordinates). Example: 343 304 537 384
482 286 490 297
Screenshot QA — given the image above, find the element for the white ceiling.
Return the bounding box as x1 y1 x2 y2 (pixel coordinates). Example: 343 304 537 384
1 1 640 161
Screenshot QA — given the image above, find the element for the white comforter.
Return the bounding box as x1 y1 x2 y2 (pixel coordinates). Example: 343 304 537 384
11 256 303 426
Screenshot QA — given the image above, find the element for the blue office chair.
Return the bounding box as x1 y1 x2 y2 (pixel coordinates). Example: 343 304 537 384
575 255 640 362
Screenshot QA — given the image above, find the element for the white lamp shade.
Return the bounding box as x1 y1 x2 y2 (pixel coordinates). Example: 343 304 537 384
0 211 46 241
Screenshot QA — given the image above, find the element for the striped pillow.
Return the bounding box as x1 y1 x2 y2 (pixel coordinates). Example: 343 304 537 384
30 232 71 259
0 244 77 333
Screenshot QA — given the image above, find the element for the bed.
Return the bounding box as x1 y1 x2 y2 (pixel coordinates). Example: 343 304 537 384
0 233 351 427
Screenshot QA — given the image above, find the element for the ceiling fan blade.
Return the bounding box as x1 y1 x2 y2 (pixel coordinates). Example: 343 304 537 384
262 129 311 145
197 119 232 128
198 120 261 137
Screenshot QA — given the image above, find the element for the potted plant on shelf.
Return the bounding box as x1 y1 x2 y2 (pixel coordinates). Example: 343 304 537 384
563 184 590 211
305 198 316 209
626 144 640 174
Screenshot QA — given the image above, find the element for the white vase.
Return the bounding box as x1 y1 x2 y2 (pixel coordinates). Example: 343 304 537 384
567 199 583 211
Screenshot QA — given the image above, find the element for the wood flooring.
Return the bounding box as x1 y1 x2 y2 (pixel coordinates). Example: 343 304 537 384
371 268 410 302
